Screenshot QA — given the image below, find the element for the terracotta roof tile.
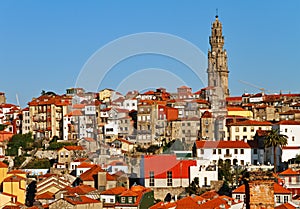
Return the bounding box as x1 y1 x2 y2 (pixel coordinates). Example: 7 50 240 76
80 165 104 181
0 161 8 168
120 190 138 197
275 202 296 209
229 120 272 126
77 162 94 168
35 191 54 200
277 120 300 125
202 111 212 118
200 190 219 200
64 146 84 151
100 186 127 195
195 140 251 149
280 168 298 175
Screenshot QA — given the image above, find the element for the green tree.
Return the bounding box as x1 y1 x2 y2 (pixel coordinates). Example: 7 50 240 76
7 133 34 156
264 129 288 173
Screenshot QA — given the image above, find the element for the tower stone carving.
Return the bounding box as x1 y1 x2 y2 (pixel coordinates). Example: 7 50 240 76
207 15 229 97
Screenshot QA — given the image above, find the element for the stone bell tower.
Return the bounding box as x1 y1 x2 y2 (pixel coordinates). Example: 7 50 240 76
207 15 230 97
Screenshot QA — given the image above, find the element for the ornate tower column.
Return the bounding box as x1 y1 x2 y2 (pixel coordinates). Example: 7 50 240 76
207 15 230 97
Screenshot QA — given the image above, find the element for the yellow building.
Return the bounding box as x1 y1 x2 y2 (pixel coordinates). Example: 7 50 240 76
0 161 8 184
0 169 27 206
99 88 114 102
227 107 253 118
28 94 71 140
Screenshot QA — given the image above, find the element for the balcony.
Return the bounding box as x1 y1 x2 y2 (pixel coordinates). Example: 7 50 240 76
224 154 232 158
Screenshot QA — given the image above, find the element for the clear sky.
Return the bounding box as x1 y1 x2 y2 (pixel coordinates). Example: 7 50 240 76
0 1 299 107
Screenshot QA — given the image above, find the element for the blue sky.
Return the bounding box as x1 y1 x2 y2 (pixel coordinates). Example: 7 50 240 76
0 1 299 107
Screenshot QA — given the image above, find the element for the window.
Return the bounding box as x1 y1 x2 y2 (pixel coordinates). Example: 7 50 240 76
128 197 133 203
292 136 295 141
204 177 207 186
234 149 238 154
110 199 114 203
218 149 221 154
254 149 257 154
213 149 216 154
235 136 239 140
240 149 244 154
276 196 281 203
236 195 240 200
284 196 288 203
240 160 244 165
243 127 247 132
201 149 204 155
250 126 254 132
285 128 288 133
167 171 172 186
235 127 239 132
121 197 126 203
149 171 155 186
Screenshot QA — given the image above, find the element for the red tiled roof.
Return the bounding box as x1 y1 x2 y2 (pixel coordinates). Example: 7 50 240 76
0 161 8 168
226 97 242 101
80 165 104 181
277 120 300 125
144 155 196 179
66 110 83 116
150 201 177 209
275 202 296 209
202 111 212 118
176 196 202 209
3 175 26 182
77 162 94 168
120 190 138 197
200 190 219 200
35 191 54 200
100 186 127 195
227 107 247 111
198 197 229 209
279 110 300 115
229 119 272 126
64 146 84 151
195 140 251 149
106 172 116 181
280 168 299 175
72 104 85 109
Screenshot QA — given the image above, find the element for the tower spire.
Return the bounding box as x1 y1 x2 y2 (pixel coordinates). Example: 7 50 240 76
216 8 218 18
207 15 229 97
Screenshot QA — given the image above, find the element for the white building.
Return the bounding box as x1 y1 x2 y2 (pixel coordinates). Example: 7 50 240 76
21 107 31 134
228 120 272 141
194 140 252 166
273 120 300 162
189 159 218 187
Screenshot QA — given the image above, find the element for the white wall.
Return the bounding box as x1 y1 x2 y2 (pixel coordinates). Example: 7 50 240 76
274 124 300 162
144 178 189 188
197 148 252 166
189 160 218 187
